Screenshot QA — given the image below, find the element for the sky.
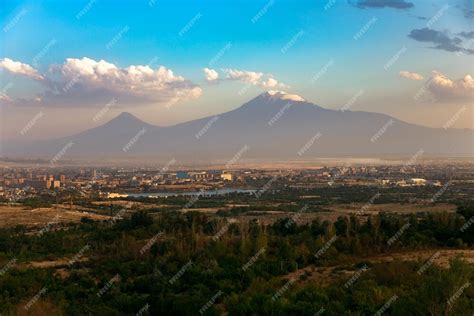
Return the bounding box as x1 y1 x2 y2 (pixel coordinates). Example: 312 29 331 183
0 0 473 140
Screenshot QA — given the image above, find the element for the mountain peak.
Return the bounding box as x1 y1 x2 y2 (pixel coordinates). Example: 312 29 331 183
262 90 306 102
116 112 136 119
105 111 152 128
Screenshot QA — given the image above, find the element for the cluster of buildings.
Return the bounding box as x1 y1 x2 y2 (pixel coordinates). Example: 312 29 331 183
0 163 471 201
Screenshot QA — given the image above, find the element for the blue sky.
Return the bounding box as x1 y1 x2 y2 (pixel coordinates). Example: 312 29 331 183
0 0 473 139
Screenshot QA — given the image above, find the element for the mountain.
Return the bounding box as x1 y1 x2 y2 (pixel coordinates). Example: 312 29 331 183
3 91 473 162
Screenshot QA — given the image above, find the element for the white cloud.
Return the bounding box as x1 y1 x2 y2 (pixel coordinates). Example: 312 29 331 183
55 57 202 100
399 71 424 81
203 67 219 82
5 57 202 107
0 58 44 81
223 69 263 84
221 68 288 89
428 71 474 101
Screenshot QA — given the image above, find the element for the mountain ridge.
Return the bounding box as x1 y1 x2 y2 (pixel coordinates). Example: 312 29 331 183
2 91 473 160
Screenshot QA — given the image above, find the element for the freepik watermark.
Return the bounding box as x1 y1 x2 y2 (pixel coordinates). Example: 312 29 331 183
106 25 130 50
97 274 121 297
76 0 97 20
384 46 407 70
447 281 470 310
20 111 44 136
251 0 275 24
340 89 364 112
375 295 398 316
353 17 378 40
0 257 17 276
122 128 146 152
199 290 223 315
225 145 249 169
38 215 61 236
242 248 266 271
417 251 440 275
310 59 334 83
68 244 91 267
271 278 296 301
268 102 292 126
356 192 380 215
370 119 394 143
195 116 219 139
160 158 177 173
298 132 322 156
387 221 411 246
426 4 450 28
443 106 466 129
179 13 202 37
136 303 150 316
93 98 117 122
285 205 309 228
314 236 338 259
208 42 232 66
213 219 237 241
344 264 369 289
3 8 29 33
63 74 81 93
281 30 305 54
50 142 74 165
254 174 279 199
32 38 57 67
139 232 163 255
169 260 193 284
401 148 424 171
430 180 451 202
24 287 47 311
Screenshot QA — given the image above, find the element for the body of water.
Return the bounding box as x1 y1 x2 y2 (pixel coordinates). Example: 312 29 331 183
127 188 257 198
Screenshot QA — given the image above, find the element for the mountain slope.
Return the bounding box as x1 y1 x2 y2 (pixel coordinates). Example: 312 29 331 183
3 91 473 161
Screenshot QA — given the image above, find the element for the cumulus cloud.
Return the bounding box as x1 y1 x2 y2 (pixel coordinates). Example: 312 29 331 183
223 69 263 84
350 0 414 10
399 71 424 81
408 28 474 54
222 68 288 89
202 68 288 89
0 58 44 81
203 67 219 82
3 57 202 107
428 71 474 101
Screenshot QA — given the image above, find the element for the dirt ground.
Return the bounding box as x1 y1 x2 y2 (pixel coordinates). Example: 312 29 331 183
0 204 110 228
0 201 457 228
226 202 457 225
284 249 474 286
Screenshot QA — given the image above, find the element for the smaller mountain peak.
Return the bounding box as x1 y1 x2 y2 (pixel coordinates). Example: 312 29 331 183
262 90 306 102
107 112 148 126
117 112 135 119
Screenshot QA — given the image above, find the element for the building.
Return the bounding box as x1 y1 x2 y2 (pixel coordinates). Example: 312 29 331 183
176 171 189 179
107 192 129 198
410 178 427 186
46 180 61 189
221 173 233 181
190 172 210 180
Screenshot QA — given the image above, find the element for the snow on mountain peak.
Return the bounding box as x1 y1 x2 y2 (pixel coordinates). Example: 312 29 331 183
264 90 305 102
